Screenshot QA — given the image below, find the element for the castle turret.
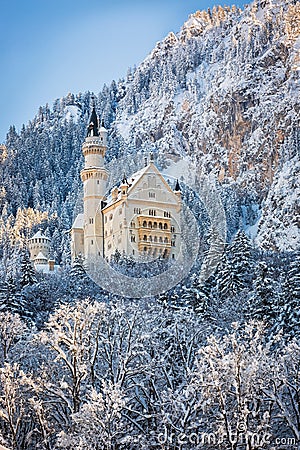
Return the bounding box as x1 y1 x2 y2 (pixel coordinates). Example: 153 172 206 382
80 107 109 263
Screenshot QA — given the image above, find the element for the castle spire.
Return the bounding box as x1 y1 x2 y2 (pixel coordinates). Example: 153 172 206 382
174 179 181 192
87 106 99 137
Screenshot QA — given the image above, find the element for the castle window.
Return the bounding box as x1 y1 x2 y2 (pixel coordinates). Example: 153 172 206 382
172 254 175 259
97 180 100 184
164 237 168 243
109 214 113 221
154 236 157 243
149 209 156 216
130 235 136 242
149 192 155 198
149 236 152 242
171 241 175 247
130 221 135 228
164 223 168 230
144 247 147 252
134 208 141 214
148 221 152 228
164 211 171 218
159 237 163 243
153 222 157 229
159 223 163 229
171 226 175 232
143 235 147 241
91 240 94 245
89 218 94 224
132 250 135 255
105 216 108 224
143 221 147 227
105 231 108 237
119 208 122 215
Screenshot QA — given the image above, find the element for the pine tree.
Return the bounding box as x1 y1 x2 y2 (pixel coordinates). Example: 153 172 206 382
277 253 300 337
181 274 208 314
5 275 29 318
251 261 278 324
70 255 87 282
0 280 8 311
217 255 245 298
229 230 253 282
20 250 37 288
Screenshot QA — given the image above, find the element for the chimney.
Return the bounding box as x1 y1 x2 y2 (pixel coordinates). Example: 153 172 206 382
48 259 55 272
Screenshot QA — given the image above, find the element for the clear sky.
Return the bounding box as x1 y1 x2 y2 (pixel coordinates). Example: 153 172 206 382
0 0 245 142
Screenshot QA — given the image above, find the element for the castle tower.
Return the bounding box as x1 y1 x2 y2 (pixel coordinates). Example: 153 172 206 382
80 107 109 264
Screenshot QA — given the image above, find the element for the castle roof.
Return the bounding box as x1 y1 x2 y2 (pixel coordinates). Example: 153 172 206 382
103 162 180 210
72 213 84 230
34 251 48 261
87 106 99 137
29 230 50 241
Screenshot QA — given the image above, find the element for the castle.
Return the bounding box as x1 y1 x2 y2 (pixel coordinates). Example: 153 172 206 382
71 107 182 267
28 230 57 273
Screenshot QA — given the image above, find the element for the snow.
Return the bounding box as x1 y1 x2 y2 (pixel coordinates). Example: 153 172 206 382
72 213 84 229
64 105 81 123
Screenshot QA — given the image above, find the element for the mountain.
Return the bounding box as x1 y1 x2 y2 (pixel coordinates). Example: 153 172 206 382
0 0 299 258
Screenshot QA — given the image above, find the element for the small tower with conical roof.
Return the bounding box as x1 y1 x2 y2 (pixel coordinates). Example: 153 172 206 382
79 106 109 264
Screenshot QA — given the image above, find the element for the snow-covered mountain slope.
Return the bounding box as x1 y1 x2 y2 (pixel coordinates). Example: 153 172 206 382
1 0 299 253
110 0 300 250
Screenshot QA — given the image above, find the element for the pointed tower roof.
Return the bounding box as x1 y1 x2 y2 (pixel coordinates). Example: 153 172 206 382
87 106 99 137
174 179 181 192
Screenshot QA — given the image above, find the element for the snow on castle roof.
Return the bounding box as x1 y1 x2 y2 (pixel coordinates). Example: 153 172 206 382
72 213 84 230
29 230 50 241
34 251 48 261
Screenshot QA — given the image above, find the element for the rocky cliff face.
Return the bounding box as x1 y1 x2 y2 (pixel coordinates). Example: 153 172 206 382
110 0 299 249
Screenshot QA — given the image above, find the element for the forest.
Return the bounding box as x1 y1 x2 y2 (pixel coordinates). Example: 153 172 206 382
0 0 299 447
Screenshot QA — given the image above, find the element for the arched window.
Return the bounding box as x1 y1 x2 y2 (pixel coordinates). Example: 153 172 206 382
159 237 163 243
149 236 152 242
143 235 147 241
154 236 157 243
164 237 168 243
143 221 147 227
153 222 157 229
159 223 163 229
148 221 152 228
164 223 168 230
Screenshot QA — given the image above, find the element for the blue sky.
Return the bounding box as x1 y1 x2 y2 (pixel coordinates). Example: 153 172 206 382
0 0 245 142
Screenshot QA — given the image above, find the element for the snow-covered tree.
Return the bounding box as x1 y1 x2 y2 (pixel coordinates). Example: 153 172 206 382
19 250 36 288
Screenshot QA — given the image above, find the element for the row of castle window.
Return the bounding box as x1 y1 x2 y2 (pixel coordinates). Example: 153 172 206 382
84 172 104 180
30 238 48 244
143 247 170 257
134 208 141 214
143 235 169 243
142 221 169 230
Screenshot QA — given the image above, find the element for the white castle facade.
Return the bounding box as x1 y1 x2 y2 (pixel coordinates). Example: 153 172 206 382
71 108 182 266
